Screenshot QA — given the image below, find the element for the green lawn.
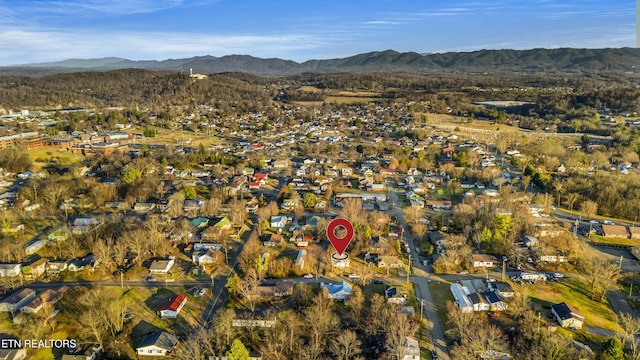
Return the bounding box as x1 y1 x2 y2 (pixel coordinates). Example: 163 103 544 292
528 278 619 332
590 234 640 247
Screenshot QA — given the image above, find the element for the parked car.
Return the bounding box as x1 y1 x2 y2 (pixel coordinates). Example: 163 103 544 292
196 288 208 297
602 220 614 225
348 273 360 279
303 274 314 279
145 276 157 282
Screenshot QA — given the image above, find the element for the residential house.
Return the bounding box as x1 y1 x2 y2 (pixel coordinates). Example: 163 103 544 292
24 239 45 255
480 350 512 360
46 260 68 274
61 344 101 360
602 224 629 239
472 254 499 268
212 216 232 230
270 215 293 229
450 283 473 313
322 281 353 300
189 217 209 229
295 249 307 269
330 255 350 268
21 258 47 280
485 291 508 311
227 175 247 197
0 288 36 313
20 287 68 314
401 336 420 360
0 349 27 360
67 254 97 272
428 231 446 246
136 331 179 356
183 199 204 212
158 295 187 319
192 249 219 265
469 292 490 312
273 159 289 168
248 281 295 301
0 264 21 277
149 258 175 274
384 285 407 304
193 243 222 252
280 199 297 212
490 281 515 299
551 302 584 329
376 255 403 269
133 201 155 213
70 217 101 234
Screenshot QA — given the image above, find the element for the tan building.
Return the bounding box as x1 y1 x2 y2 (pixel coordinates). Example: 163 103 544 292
602 224 629 239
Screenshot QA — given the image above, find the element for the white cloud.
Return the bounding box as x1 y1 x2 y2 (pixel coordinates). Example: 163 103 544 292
363 20 402 25
0 28 327 65
2 0 213 19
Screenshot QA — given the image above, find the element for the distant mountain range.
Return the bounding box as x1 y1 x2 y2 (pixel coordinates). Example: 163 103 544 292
2 48 639 76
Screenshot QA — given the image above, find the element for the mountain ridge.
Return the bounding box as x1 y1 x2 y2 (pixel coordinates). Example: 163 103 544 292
3 47 639 76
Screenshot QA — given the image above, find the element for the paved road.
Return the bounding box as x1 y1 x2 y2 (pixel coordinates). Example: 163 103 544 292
198 177 288 326
386 181 450 360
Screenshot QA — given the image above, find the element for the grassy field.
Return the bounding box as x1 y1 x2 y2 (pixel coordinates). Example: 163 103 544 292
590 234 640 247
28 147 84 170
528 278 619 332
324 96 380 104
427 280 454 329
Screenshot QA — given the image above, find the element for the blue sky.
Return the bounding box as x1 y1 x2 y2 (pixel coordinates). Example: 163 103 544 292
0 0 635 65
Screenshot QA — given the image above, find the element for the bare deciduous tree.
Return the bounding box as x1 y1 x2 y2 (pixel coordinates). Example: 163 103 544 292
619 312 640 360
329 329 361 360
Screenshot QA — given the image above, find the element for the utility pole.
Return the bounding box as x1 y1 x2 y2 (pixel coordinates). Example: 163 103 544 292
120 271 124 290
420 298 425 321
619 255 624 272
407 255 411 284
502 260 506 282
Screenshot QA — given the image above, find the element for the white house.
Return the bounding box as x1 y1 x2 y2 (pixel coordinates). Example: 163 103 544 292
450 283 473 313
270 215 293 229
136 331 179 356
471 254 499 268
192 250 217 265
158 295 187 319
24 239 45 255
551 302 584 329
148 258 175 274
0 263 21 277
401 336 420 360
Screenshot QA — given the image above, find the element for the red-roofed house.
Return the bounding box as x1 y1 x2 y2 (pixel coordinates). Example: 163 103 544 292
443 145 455 156
158 295 187 319
254 173 268 181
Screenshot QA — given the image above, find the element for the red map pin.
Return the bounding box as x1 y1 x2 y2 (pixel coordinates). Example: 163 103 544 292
327 218 354 257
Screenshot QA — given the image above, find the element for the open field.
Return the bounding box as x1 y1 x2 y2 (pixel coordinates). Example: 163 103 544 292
28 148 84 170
590 234 639 247
528 278 619 332
324 96 380 103
427 280 454 329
